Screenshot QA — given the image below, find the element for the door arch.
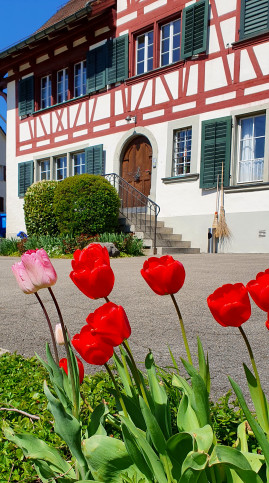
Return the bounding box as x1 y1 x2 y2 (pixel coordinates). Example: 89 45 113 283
121 135 152 197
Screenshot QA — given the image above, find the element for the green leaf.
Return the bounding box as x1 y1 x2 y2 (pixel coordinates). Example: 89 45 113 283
166 433 194 480
139 396 167 455
197 337 210 394
180 451 208 483
243 364 269 434
168 345 180 374
121 416 168 483
209 444 252 470
82 434 144 482
177 394 200 432
113 350 133 397
172 373 192 398
44 382 89 477
87 401 108 437
229 376 269 468
235 422 249 452
121 393 147 431
2 422 75 477
145 351 171 439
122 423 155 482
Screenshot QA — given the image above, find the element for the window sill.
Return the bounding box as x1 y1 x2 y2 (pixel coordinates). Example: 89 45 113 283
126 60 184 85
224 182 269 193
162 173 199 184
232 30 269 50
33 94 89 115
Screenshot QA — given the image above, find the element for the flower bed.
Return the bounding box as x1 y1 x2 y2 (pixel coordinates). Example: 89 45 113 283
1 245 269 482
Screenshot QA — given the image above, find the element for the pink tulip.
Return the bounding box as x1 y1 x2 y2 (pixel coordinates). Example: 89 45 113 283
12 249 57 294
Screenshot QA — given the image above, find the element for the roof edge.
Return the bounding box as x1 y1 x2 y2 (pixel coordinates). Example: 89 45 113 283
0 3 93 60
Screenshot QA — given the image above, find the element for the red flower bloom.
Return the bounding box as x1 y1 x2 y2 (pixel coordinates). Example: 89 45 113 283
247 269 269 313
72 325 114 365
70 244 114 299
141 255 185 295
59 356 84 384
207 283 251 328
86 302 131 347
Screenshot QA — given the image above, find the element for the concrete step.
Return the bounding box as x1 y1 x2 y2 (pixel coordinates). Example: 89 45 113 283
156 247 201 255
132 225 173 235
143 238 190 248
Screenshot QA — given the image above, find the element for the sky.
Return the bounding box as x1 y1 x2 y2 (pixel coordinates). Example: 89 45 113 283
0 0 65 131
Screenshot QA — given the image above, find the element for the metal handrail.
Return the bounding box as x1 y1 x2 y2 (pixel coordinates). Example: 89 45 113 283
104 173 160 254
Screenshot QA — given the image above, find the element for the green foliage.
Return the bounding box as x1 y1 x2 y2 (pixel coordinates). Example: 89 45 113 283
0 238 19 256
24 180 59 237
99 233 144 256
53 174 120 236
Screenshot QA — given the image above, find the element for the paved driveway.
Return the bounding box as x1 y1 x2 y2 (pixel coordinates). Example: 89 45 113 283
1 253 269 401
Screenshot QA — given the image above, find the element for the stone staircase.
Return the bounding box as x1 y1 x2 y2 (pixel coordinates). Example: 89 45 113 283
119 214 200 255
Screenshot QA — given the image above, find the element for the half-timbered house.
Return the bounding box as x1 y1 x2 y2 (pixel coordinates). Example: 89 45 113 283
0 0 268 253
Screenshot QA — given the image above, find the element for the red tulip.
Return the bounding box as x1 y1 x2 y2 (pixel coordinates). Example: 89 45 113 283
141 255 185 295
247 269 269 313
59 356 84 384
207 283 251 327
72 325 114 365
86 302 131 347
12 248 57 294
70 243 114 299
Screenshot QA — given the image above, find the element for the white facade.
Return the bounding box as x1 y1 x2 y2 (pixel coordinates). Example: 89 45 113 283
0 126 6 214
2 0 269 252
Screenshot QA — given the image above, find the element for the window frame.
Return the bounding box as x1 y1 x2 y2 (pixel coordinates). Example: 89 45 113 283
136 29 154 75
160 18 181 67
72 151 86 176
236 113 266 184
55 155 67 181
57 68 69 104
172 127 192 177
40 75 52 109
39 159 51 181
74 60 87 97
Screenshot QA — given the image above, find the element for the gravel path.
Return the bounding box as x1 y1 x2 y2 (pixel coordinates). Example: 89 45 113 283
1 253 269 402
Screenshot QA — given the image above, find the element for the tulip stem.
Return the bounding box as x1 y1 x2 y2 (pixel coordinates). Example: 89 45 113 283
34 292 59 365
170 294 193 365
122 340 150 407
48 287 78 419
104 297 110 303
239 326 269 433
104 363 128 418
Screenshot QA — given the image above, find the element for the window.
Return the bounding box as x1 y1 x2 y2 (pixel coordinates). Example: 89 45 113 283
57 69 68 103
55 156 67 180
136 30 154 75
0 165 6 181
74 61 86 97
173 128 192 176
41 75 52 109
181 0 208 59
237 114 265 183
161 19 181 66
240 0 269 40
39 160 50 181
200 117 232 188
73 152 85 175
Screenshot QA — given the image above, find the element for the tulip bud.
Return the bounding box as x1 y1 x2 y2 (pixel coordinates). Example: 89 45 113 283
55 323 65 345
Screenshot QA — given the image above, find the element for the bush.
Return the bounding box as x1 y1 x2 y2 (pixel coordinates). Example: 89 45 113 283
53 175 120 236
24 181 59 237
99 232 144 256
0 238 19 256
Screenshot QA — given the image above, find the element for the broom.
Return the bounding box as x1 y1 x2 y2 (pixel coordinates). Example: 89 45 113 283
215 163 231 240
211 175 219 252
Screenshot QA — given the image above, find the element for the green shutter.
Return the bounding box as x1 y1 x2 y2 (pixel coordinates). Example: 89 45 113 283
107 39 117 84
107 35 129 84
86 44 107 94
85 145 103 175
18 161 34 197
181 0 208 59
18 76 34 116
240 0 269 40
200 117 232 189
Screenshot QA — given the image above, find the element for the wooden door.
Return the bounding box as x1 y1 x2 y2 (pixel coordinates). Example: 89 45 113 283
121 136 152 207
